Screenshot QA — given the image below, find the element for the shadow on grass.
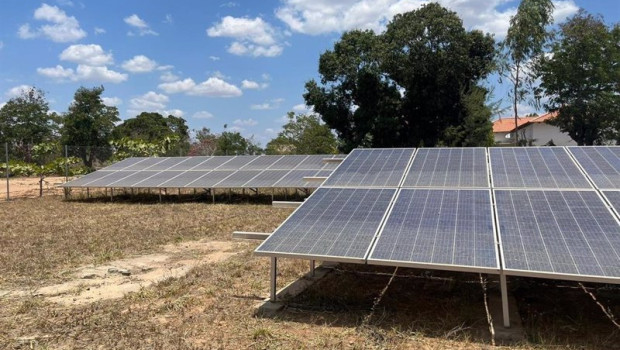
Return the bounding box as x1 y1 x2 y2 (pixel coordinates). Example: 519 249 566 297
63 188 310 205
264 264 620 348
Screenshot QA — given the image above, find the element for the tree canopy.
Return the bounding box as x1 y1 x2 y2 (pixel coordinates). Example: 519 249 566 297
537 10 620 145
0 87 59 162
304 3 495 151
112 112 190 156
266 112 338 154
61 86 119 168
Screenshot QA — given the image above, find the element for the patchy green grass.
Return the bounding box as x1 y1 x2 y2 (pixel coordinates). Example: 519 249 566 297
0 196 619 349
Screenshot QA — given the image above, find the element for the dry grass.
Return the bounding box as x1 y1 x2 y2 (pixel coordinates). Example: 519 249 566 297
1 196 619 349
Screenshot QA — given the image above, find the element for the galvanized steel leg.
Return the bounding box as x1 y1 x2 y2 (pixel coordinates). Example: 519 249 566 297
310 260 315 277
270 257 277 302
500 273 510 328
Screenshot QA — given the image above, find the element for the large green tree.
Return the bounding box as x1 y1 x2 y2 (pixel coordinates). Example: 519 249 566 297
112 112 190 155
0 87 59 162
500 0 554 145
304 3 495 151
537 11 620 145
266 112 338 154
304 30 402 152
61 86 119 168
215 125 262 155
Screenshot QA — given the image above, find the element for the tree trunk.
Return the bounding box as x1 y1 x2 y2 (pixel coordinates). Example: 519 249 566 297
513 64 520 146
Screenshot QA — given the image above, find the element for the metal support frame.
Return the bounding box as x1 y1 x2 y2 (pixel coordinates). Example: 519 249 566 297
5 142 10 201
500 273 510 328
158 188 162 202
310 260 315 277
270 257 278 302
110 188 114 201
86 187 90 198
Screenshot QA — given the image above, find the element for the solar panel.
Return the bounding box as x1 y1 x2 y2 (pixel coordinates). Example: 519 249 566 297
122 158 166 171
243 170 289 188
568 146 620 189
133 171 182 187
111 171 163 187
403 148 488 188
216 156 257 170
146 157 187 171
255 188 396 262
85 171 137 187
186 170 235 187
322 148 414 187
240 156 283 170
158 171 207 187
295 155 332 170
272 169 322 188
490 147 591 189
213 170 263 188
103 157 145 170
191 156 235 170
270 155 308 170
62 170 115 187
170 156 212 170
495 189 620 281
368 189 498 271
603 191 620 216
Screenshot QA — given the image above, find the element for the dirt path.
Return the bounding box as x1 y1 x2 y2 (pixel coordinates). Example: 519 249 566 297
0 240 239 306
0 176 67 199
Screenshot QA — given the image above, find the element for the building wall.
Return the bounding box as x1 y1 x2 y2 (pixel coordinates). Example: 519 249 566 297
528 123 576 146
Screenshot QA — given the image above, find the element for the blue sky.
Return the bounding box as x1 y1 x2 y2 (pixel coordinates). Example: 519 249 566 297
0 0 618 146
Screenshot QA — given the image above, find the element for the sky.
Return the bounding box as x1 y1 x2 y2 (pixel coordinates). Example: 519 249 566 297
0 0 618 146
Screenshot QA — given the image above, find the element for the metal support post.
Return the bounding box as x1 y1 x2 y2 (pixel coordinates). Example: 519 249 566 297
270 257 278 302
86 187 90 198
159 189 162 202
500 273 510 328
310 260 315 277
5 142 9 201
110 188 114 201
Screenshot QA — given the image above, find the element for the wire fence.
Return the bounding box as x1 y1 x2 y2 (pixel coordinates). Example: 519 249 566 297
1 143 147 200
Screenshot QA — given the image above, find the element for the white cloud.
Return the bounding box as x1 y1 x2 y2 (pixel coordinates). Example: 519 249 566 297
124 14 158 36
251 98 284 110
193 111 214 119
207 16 283 57
0 102 5 110
74 65 128 83
166 109 184 117
275 0 578 39
292 103 314 114
18 3 86 42
160 71 179 82
241 79 268 90
233 118 258 127
94 27 106 35
37 64 127 83
121 55 158 73
127 91 184 117
37 65 75 80
158 77 242 97
59 44 113 66
163 14 173 24
6 85 34 98
102 97 122 106
209 56 220 61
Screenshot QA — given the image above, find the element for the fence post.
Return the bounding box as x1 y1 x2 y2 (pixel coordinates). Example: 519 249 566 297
5 142 9 201
64 145 69 199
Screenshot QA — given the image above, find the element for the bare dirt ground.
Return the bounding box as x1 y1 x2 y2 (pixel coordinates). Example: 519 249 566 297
0 176 66 199
0 240 238 306
1 196 619 349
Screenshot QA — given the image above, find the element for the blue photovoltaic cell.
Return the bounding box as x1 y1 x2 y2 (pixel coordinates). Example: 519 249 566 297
244 170 289 188
322 148 414 187
490 147 591 189
111 171 163 187
186 170 235 187
85 171 137 187
603 191 620 215
170 156 211 170
213 170 263 187
272 170 320 188
294 155 331 170
255 188 395 261
495 190 620 279
191 156 235 170
240 156 282 170
217 156 257 170
403 148 488 188
369 189 498 270
122 158 166 171
269 155 308 170
146 157 187 171
568 146 620 189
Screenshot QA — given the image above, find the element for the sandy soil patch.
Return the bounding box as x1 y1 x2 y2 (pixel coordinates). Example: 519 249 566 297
0 176 67 199
0 240 238 306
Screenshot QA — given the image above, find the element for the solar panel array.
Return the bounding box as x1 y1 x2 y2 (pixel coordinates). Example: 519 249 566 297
63 155 341 189
257 146 620 285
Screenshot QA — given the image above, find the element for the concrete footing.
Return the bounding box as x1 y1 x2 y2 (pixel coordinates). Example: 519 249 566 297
488 294 526 344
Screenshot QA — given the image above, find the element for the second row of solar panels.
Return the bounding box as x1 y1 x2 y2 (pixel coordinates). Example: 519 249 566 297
323 147 620 190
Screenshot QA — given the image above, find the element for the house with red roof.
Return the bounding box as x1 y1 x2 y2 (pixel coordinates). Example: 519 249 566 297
492 111 576 146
